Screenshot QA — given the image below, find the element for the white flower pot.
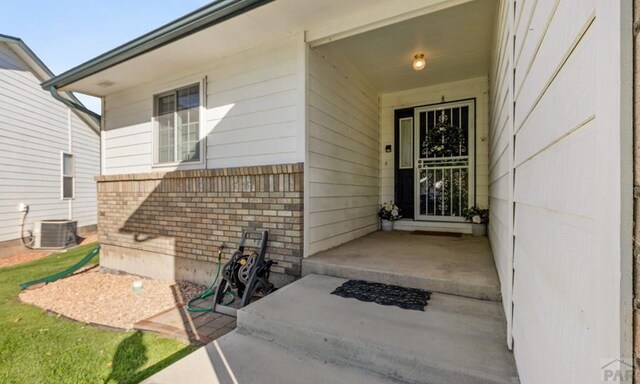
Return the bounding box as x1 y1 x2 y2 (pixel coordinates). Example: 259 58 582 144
471 223 486 236
381 219 393 232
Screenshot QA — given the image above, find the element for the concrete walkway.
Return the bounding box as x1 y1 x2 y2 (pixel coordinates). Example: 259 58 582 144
303 231 501 301
144 274 518 384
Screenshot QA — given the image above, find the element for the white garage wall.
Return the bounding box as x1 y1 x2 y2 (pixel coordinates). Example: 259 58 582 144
0 42 100 243
103 35 304 175
307 46 380 256
490 0 632 381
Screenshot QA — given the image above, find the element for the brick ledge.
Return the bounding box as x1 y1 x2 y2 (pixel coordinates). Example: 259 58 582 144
95 162 304 182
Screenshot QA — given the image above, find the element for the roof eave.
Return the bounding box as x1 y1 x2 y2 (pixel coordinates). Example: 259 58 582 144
0 34 55 78
0 34 101 133
41 0 274 91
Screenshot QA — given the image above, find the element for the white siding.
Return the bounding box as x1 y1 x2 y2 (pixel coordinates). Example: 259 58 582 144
379 77 490 207
307 47 380 255
103 35 304 175
489 0 632 382
488 0 514 347
0 43 100 243
70 113 100 229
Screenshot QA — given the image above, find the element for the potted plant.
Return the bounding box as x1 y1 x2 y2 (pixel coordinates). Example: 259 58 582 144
463 206 489 236
379 202 401 231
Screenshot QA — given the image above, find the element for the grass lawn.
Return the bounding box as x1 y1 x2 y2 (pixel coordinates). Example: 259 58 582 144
0 243 196 384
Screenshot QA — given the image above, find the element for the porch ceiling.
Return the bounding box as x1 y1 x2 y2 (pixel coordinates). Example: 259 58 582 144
315 0 498 93
55 0 469 96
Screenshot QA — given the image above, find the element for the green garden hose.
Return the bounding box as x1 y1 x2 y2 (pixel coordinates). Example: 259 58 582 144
186 246 234 312
19 245 100 290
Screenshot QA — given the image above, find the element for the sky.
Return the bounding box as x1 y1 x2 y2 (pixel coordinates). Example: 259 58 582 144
1 1 210 113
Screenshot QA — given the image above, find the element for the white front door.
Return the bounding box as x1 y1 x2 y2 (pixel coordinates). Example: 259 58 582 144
414 100 475 221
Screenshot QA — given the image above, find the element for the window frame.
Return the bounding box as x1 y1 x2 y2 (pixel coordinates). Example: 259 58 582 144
151 80 206 168
61 152 75 200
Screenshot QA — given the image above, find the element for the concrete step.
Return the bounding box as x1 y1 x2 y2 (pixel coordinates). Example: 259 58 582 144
143 331 398 384
301 232 502 301
238 274 519 384
303 258 501 301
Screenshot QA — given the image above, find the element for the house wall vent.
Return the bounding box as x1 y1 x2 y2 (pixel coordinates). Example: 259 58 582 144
33 220 78 249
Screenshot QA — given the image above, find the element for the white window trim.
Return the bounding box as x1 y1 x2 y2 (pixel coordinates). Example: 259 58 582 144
151 77 207 169
60 152 75 200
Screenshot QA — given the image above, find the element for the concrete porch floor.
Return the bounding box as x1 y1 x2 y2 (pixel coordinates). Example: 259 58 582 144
303 231 501 301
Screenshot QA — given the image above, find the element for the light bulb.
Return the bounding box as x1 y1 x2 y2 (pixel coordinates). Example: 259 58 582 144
412 54 426 71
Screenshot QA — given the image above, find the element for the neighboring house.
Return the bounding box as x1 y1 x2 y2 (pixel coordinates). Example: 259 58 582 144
0 35 100 244
42 1 633 383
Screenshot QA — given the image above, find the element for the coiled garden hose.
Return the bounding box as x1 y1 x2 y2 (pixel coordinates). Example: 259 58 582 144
186 245 235 312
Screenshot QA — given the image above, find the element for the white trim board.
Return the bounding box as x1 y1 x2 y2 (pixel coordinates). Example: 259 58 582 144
392 219 472 234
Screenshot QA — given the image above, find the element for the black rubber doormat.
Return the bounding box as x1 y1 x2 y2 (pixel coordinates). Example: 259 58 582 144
331 280 432 311
412 230 462 237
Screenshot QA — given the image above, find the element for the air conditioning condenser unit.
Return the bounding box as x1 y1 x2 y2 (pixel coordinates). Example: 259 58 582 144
33 220 78 249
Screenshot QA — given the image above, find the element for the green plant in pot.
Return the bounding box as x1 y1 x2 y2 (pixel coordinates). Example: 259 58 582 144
379 202 401 231
463 206 489 236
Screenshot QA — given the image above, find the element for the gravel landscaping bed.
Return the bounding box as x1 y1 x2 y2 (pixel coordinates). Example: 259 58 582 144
19 268 206 330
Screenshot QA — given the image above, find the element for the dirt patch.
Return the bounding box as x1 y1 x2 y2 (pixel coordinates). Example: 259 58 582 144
0 234 98 269
19 268 206 330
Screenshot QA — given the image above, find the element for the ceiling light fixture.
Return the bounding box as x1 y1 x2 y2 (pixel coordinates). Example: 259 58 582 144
412 53 426 71
97 80 115 88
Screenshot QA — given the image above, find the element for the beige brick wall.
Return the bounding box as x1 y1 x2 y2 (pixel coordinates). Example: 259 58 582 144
96 163 304 280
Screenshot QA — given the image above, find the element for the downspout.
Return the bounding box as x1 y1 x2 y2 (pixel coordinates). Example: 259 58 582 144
100 96 106 175
67 108 73 221
48 86 101 126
